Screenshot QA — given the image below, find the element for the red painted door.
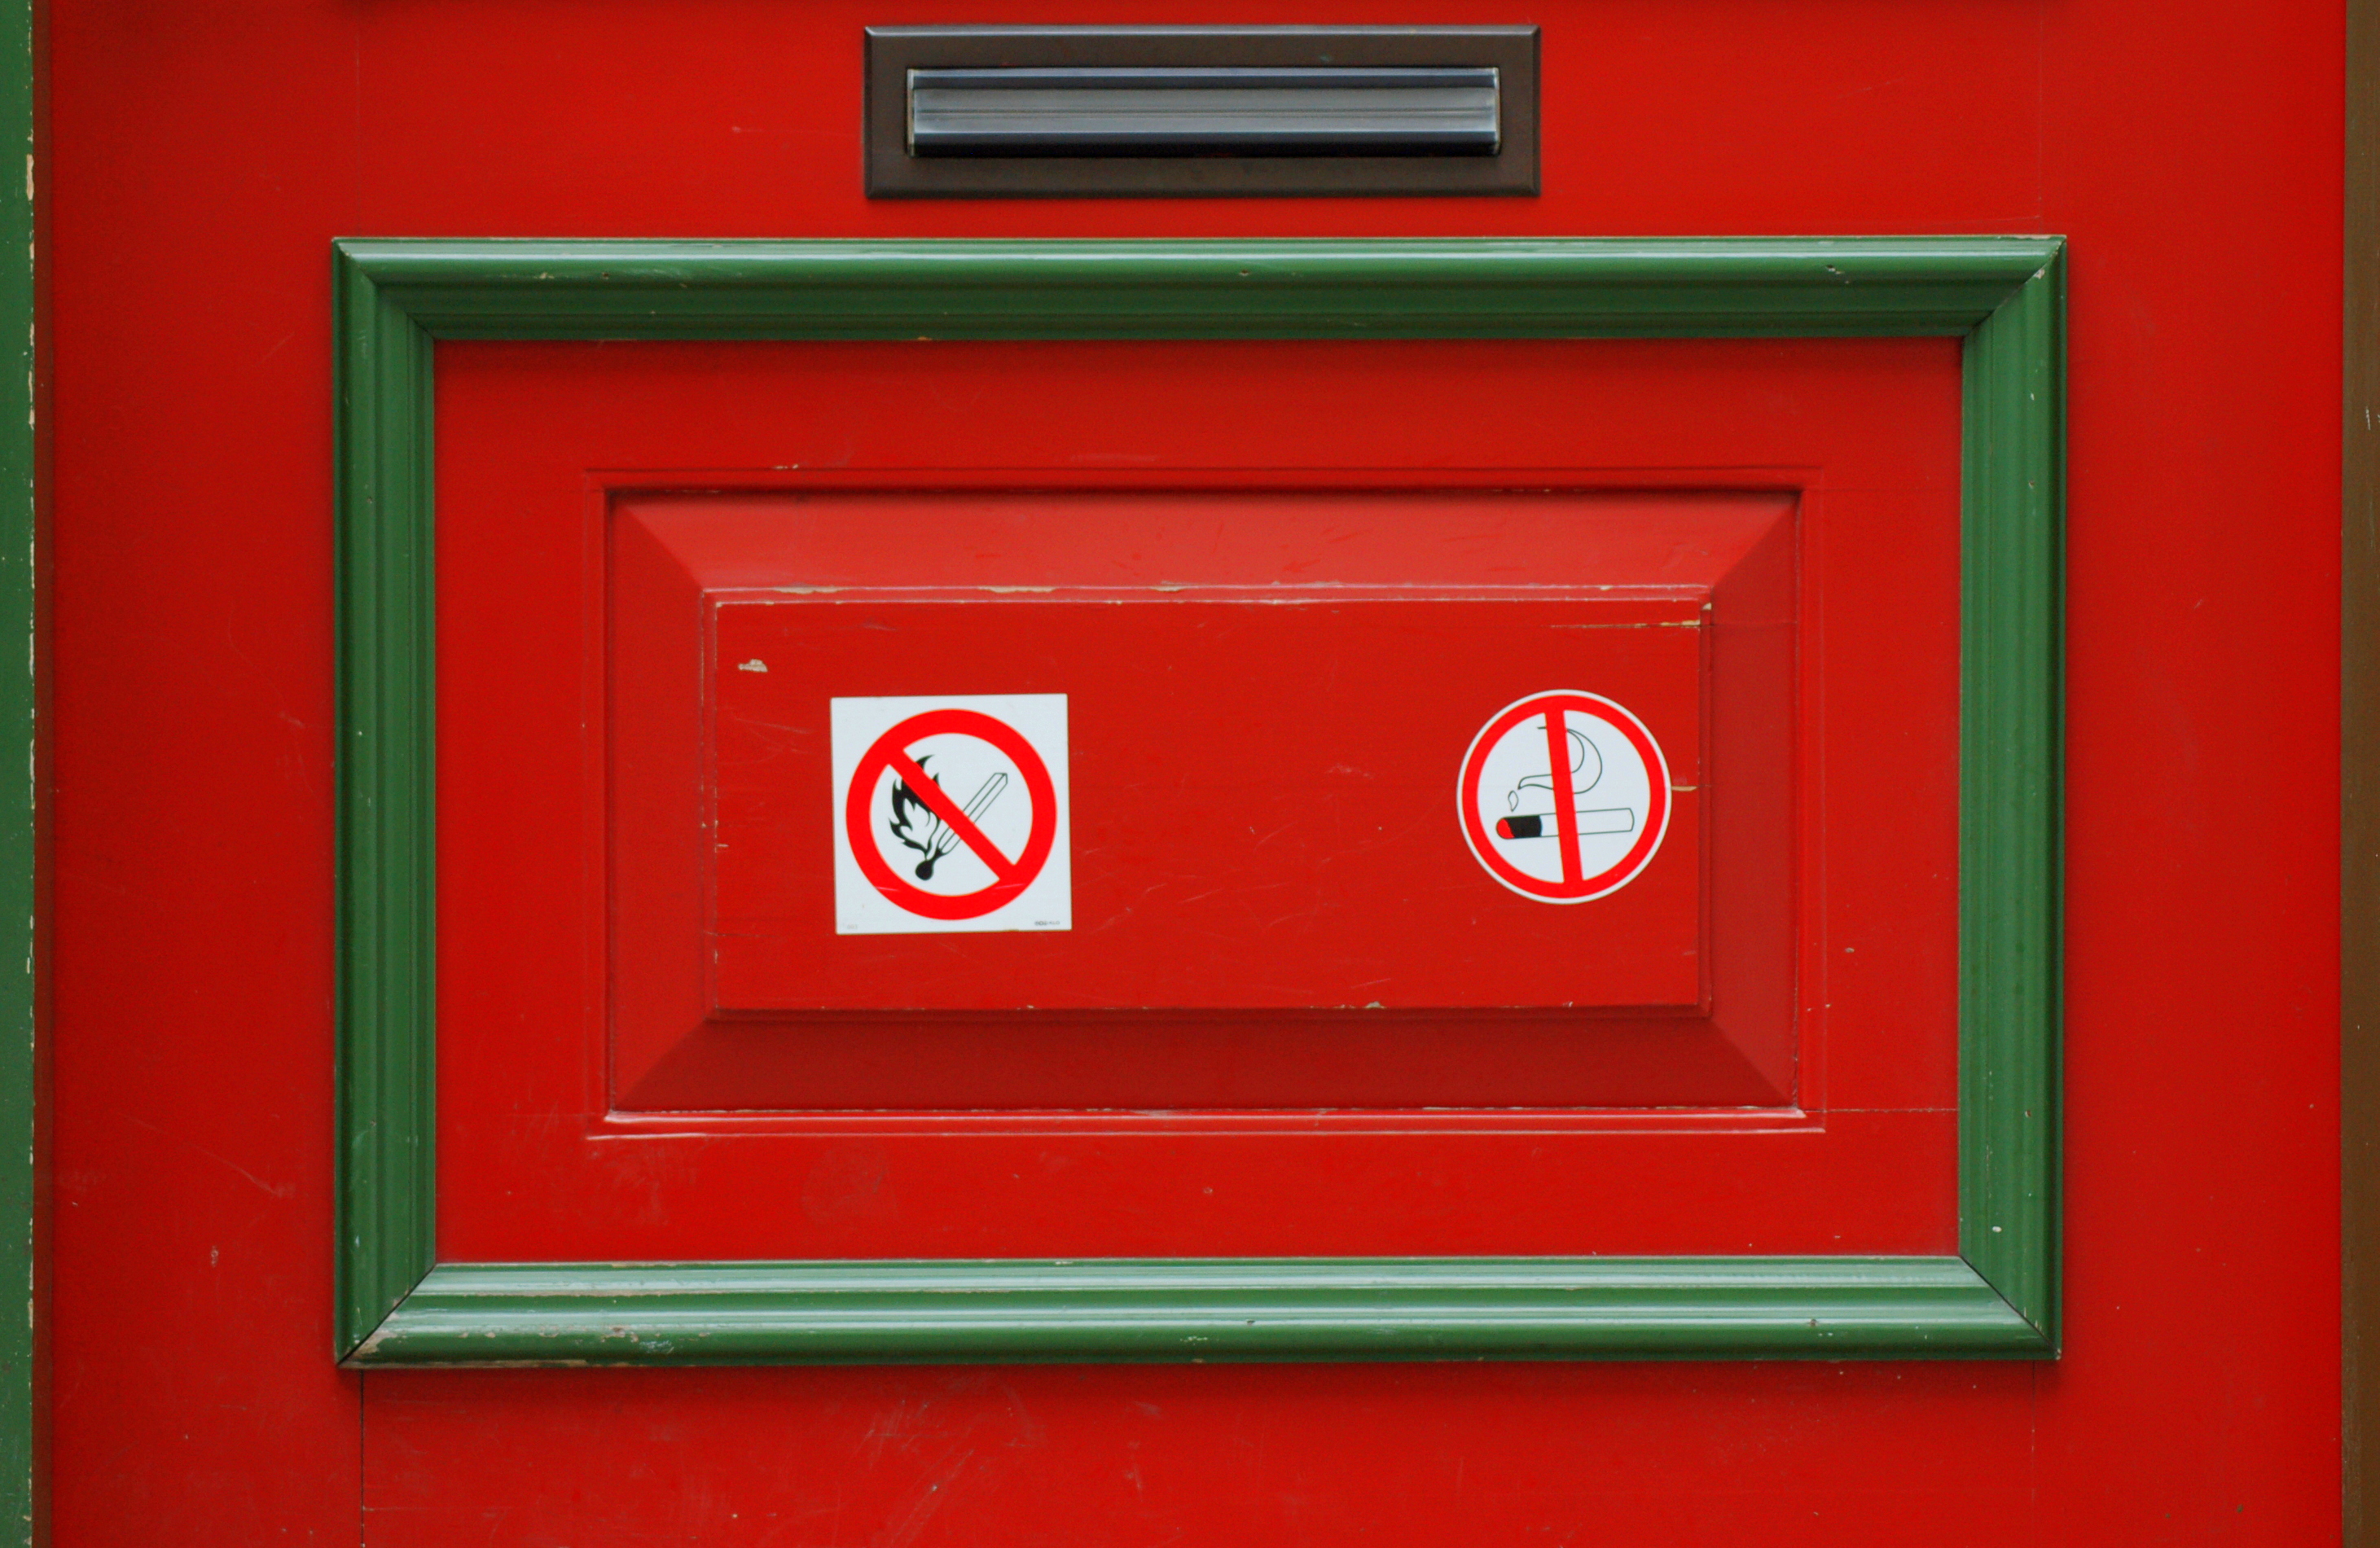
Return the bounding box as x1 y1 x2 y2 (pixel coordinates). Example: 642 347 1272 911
45 2 2341 1545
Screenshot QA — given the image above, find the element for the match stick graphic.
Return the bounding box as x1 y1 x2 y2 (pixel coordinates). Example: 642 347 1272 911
1495 808 1634 841
894 769 1009 879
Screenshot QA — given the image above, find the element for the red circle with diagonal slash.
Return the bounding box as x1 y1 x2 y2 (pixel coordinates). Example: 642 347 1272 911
845 708 1058 921
1456 690 1671 903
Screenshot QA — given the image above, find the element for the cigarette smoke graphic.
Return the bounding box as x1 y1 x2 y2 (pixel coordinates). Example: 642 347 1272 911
1497 720 1632 841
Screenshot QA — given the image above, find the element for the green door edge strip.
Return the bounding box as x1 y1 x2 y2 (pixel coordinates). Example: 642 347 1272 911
333 236 2064 1366
0 0 30 1511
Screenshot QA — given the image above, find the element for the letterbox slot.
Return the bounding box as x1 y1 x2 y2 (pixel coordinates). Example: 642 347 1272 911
905 67 1502 158
865 26 1539 197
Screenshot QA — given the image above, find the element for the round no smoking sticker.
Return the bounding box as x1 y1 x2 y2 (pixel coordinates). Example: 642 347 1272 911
830 695 1071 934
1458 691 1671 903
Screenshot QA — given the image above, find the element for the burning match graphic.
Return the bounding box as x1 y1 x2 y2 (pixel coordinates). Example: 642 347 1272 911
887 758 1009 880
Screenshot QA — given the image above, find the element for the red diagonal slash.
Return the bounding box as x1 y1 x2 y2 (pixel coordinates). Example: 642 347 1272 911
885 748 1019 883
1543 708 1584 886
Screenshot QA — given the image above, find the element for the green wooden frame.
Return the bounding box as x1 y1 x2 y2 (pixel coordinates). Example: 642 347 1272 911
0 0 32 1511
334 236 2063 1366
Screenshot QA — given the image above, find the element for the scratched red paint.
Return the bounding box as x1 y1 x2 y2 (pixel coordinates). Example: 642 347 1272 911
46 0 2343 1541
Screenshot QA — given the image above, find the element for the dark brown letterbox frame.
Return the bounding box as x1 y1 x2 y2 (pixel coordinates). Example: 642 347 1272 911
863 27 1540 199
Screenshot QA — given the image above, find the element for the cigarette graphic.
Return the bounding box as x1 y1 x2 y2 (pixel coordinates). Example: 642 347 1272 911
1495 808 1634 840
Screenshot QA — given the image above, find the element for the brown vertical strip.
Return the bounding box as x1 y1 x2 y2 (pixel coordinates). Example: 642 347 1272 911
2348 0 2379 1533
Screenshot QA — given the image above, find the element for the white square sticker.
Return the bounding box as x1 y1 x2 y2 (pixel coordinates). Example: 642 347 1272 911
830 694 1071 935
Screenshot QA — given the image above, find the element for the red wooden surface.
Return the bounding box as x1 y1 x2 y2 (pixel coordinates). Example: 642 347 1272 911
46 2 2343 1546
715 597 1705 998
706 559 1709 1017
431 337 1956 1265
625 490 1775 1111
618 485 1807 1113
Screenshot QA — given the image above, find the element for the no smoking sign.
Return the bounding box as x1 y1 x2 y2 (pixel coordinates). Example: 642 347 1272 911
1457 690 1672 903
831 694 1072 935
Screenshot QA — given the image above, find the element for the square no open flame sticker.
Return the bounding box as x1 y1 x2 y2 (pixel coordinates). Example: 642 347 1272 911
829 694 1072 935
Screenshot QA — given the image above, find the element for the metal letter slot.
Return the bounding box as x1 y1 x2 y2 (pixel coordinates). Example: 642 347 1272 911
865 27 1539 198
906 67 1501 158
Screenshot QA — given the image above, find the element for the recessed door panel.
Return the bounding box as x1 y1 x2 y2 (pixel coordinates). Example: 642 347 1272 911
604 488 1807 1111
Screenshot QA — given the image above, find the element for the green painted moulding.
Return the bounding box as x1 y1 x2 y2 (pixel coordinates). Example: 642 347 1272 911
333 236 2065 1366
0 0 32 1517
